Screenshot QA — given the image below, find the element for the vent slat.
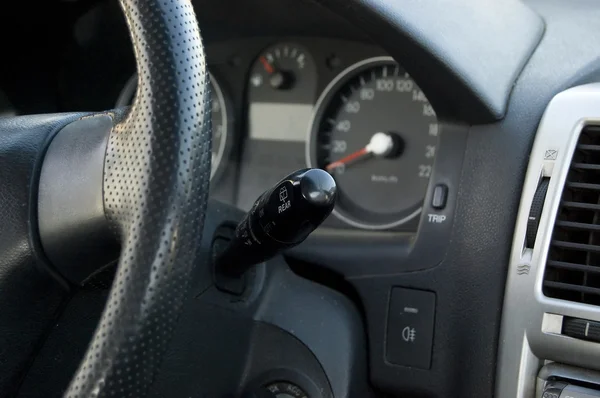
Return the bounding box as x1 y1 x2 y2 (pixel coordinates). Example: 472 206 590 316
551 240 600 253
555 220 600 232
547 260 600 274
584 126 600 134
562 201 600 210
578 144 600 152
565 182 600 191
572 163 600 170
544 125 600 305
544 281 600 296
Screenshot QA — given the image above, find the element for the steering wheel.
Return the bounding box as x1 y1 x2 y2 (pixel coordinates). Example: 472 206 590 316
0 0 210 396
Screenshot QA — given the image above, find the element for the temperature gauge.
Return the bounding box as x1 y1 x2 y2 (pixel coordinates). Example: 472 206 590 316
248 43 316 96
240 43 319 210
247 42 317 142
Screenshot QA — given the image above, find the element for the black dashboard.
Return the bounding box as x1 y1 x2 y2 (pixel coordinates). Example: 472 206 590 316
2 0 600 397
2 2 437 235
1 0 453 270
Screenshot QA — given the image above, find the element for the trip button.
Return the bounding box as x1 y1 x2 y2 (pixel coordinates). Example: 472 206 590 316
386 288 436 369
431 184 448 209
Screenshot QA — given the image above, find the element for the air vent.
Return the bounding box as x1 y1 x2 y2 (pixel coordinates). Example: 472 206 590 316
543 125 600 305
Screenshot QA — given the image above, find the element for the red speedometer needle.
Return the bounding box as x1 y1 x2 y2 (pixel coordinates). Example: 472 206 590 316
259 56 274 74
324 132 396 172
325 147 370 171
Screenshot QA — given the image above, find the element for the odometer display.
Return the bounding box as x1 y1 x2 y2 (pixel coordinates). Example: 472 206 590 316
307 57 438 230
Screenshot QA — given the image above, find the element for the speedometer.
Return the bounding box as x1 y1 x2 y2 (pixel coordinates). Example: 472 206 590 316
307 56 438 230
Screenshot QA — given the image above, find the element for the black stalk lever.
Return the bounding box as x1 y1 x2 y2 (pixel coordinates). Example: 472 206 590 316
216 168 336 276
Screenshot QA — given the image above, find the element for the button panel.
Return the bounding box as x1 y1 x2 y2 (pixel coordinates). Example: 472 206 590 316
386 288 436 369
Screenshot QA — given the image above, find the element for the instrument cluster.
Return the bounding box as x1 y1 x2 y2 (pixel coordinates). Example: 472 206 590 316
116 37 438 232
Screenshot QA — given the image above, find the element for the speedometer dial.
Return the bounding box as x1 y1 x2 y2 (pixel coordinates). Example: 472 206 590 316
307 57 438 230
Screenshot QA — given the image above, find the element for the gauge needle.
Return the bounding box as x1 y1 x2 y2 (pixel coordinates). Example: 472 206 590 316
325 132 394 172
259 56 274 74
325 147 370 171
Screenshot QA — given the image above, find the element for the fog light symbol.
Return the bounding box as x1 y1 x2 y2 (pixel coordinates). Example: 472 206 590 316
402 326 416 343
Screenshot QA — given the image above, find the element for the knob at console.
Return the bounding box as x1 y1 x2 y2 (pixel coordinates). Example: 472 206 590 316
244 381 309 398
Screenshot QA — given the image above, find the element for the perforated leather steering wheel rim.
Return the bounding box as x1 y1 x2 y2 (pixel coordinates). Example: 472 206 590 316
63 0 212 396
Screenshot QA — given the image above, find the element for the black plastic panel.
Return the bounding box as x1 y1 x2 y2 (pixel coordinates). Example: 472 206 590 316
198 260 371 396
313 0 544 123
21 200 371 397
252 263 371 398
